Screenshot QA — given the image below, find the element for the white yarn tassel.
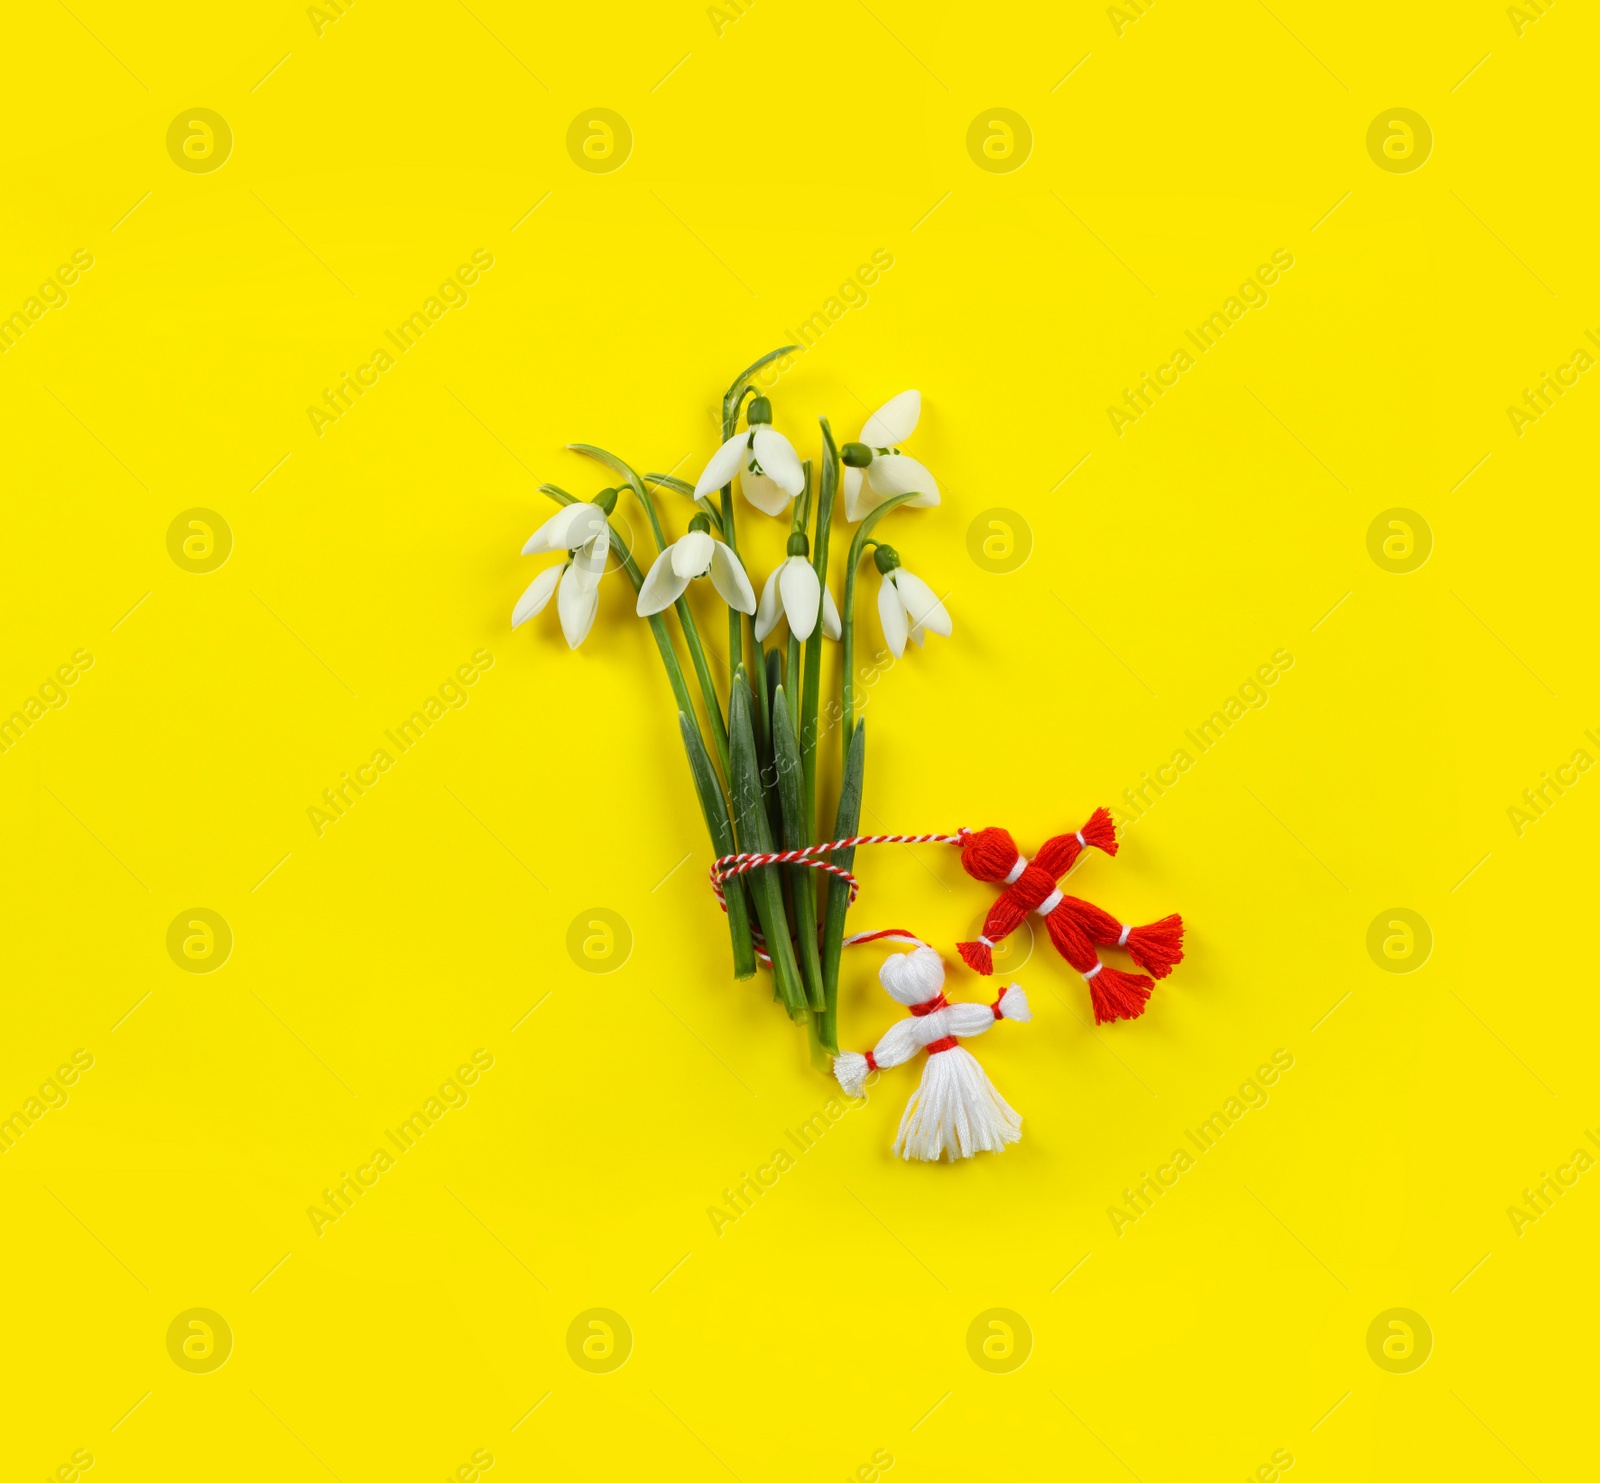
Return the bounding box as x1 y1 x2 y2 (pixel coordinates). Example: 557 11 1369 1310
893 1044 1022 1161
834 1051 871 1097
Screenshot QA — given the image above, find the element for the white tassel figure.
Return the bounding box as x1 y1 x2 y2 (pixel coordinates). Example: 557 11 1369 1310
834 945 1031 1161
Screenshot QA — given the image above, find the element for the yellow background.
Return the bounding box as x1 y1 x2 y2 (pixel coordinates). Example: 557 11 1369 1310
2 0 1594 1478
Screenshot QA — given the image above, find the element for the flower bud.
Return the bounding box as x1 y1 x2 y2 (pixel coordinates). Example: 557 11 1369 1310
747 396 773 425
688 512 712 534
787 532 810 558
594 487 619 515
873 544 901 574
840 441 873 467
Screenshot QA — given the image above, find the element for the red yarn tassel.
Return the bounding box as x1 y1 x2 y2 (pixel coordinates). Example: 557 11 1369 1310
1045 907 1154 1023
1126 915 1185 979
1080 807 1118 856
1058 897 1186 981
1086 964 1153 1024
957 939 993 975
957 890 1031 977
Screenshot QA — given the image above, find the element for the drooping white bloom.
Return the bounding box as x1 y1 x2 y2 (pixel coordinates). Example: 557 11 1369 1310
755 554 841 644
693 396 805 516
637 524 757 616
842 390 940 521
875 552 951 659
513 499 612 649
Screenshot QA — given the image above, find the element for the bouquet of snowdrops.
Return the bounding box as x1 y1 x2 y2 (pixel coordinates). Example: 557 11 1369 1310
512 349 949 1057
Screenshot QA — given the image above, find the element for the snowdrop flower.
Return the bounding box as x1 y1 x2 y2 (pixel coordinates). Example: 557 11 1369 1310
755 534 841 643
693 395 805 517
873 545 951 658
840 390 940 521
637 514 757 616
512 491 614 649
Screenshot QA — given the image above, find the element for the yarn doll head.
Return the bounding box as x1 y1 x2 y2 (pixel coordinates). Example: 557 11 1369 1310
878 945 946 1007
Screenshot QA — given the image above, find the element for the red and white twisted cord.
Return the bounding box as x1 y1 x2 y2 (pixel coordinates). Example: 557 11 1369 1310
708 833 967 965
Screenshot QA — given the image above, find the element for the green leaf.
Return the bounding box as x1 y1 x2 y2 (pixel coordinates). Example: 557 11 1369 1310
680 713 756 980
566 442 646 501
730 673 807 1017
818 718 866 1052
722 346 799 427
773 688 824 1010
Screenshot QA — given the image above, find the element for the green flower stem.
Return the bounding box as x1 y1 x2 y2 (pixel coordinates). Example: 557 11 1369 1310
802 420 840 830
814 490 919 1050
569 444 730 777
730 670 807 1018
772 687 824 1011
818 717 865 1053
674 594 730 777
718 347 797 713
840 492 919 771
643 473 723 537
539 482 756 978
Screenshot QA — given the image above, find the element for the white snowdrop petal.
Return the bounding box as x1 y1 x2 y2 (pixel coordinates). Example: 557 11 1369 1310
820 584 841 641
892 569 952 637
637 548 689 616
841 464 870 522
754 564 782 643
709 543 757 615
877 575 908 658
694 433 750 497
861 389 921 447
523 501 604 555
512 565 562 628
868 453 939 506
739 469 793 516
672 529 714 578
752 426 805 496
557 563 600 648
778 557 821 641
567 530 609 594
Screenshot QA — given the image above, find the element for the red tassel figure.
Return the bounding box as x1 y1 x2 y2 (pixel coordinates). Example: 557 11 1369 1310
955 809 1185 1025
